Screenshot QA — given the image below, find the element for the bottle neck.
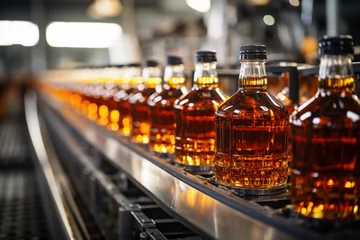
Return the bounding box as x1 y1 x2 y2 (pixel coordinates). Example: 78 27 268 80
164 64 186 88
238 60 267 89
142 66 162 88
194 62 218 87
318 55 354 93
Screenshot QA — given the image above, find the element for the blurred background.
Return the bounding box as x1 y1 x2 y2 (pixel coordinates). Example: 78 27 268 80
0 0 359 114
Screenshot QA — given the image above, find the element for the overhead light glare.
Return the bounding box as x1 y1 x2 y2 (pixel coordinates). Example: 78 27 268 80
289 0 300 7
186 0 211 13
46 22 122 48
0 21 39 47
251 0 270 6
263 15 275 26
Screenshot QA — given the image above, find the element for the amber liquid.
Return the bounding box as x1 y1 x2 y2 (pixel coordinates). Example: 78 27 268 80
290 77 360 220
105 86 121 131
149 79 187 156
130 85 159 144
214 77 289 189
174 77 227 166
113 87 136 136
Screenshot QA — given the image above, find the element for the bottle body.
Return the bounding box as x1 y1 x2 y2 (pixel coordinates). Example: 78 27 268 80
290 50 360 219
149 82 187 156
130 85 159 144
214 78 289 189
111 86 135 136
174 79 227 168
290 91 360 219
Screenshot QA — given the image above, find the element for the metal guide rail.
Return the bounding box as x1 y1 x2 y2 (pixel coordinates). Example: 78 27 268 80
25 91 107 240
43 102 200 240
36 91 360 240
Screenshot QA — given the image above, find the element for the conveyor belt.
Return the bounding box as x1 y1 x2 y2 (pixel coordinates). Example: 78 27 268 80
0 116 51 240
39 89 360 240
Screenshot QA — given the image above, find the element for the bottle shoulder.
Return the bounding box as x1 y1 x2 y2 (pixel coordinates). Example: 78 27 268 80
130 86 159 104
174 87 227 106
291 93 360 126
148 87 187 106
216 90 288 118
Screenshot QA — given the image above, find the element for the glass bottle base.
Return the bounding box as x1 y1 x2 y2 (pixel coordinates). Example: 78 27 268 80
179 164 214 175
222 184 287 196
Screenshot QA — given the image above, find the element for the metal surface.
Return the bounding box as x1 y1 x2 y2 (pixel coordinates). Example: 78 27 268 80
39 92 326 240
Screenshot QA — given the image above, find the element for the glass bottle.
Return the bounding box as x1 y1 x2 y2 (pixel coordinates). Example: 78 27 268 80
290 35 360 220
275 63 298 113
113 63 143 136
87 67 102 121
174 51 227 173
214 45 289 195
148 56 188 158
130 60 162 145
102 65 125 131
98 65 123 126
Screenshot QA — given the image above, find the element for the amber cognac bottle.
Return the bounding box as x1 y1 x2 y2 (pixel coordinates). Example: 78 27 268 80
130 60 162 145
214 45 289 194
148 56 188 157
100 65 125 131
174 51 227 172
275 63 298 113
114 63 143 136
290 35 360 220
86 67 102 121
98 65 124 126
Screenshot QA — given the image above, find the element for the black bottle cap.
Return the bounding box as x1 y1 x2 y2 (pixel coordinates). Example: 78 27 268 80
195 51 217 63
318 35 354 56
127 63 141 68
166 55 183 66
239 45 267 60
143 59 159 68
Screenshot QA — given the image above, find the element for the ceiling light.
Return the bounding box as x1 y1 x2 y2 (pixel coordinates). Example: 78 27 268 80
46 22 122 48
0 21 39 47
186 0 211 13
263 15 275 26
88 0 122 19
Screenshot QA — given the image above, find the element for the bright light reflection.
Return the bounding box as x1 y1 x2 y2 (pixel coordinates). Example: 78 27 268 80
46 22 122 48
186 0 211 13
289 0 300 7
263 15 275 26
0 21 39 47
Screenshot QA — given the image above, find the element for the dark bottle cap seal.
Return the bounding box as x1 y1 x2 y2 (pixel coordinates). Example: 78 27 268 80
127 63 141 68
195 51 217 63
143 59 159 68
318 35 354 56
110 64 124 68
239 45 267 60
166 55 183 66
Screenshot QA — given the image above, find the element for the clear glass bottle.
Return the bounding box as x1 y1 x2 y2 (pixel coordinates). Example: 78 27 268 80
148 56 188 158
290 35 360 220
130 60 162 145
174 51 227 173
214 45 289 195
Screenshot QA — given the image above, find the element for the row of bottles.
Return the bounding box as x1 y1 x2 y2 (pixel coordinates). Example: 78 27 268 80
40 35 360 221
